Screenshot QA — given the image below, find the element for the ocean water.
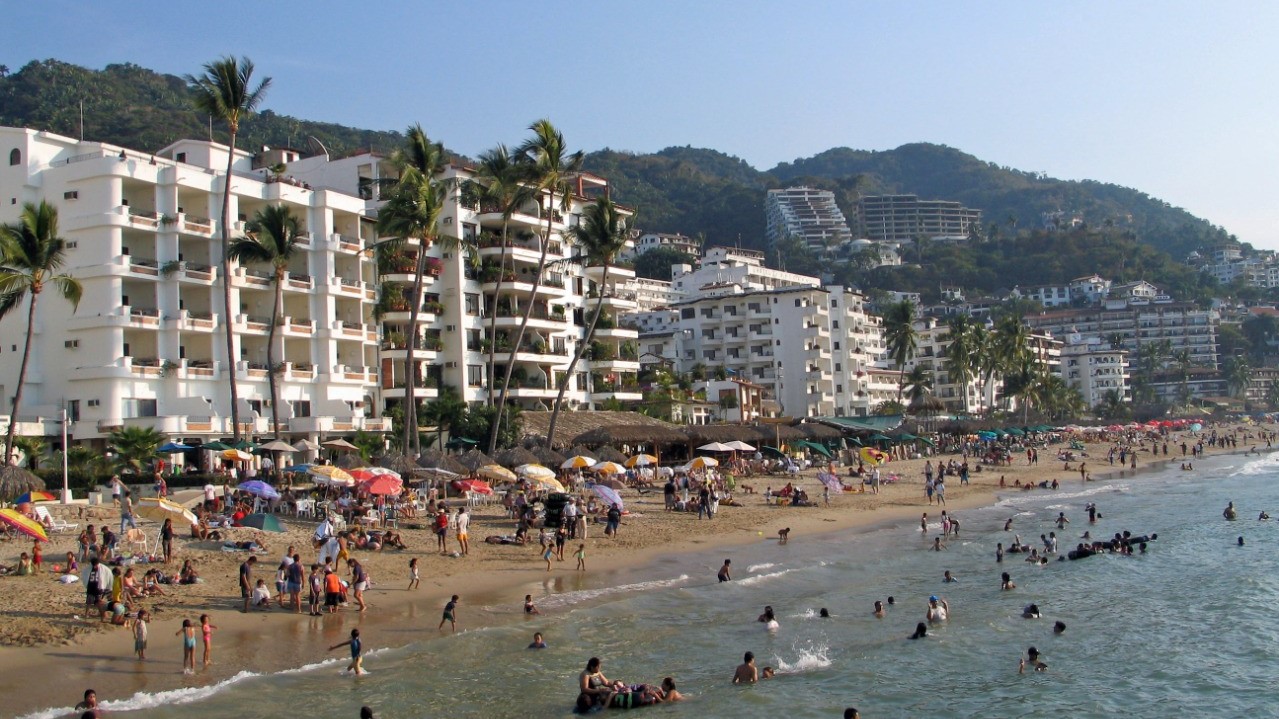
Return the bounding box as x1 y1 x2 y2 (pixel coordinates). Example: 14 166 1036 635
28 451 1279 718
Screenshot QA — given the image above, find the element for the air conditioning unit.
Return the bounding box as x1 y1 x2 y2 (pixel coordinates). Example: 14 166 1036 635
443 252 452 259
87 399 101 407
64 340 80 349
445 361 458 368
446 325 456 332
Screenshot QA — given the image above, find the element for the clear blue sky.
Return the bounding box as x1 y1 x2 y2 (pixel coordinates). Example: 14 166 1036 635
12 1 1279 247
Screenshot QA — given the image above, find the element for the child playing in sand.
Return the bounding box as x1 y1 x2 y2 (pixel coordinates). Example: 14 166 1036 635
575 544 586 571
407 557 420 591
177 618 196 674
32 540 42 574
200 614 217 667
133 609 148 660
251 578 271 608
330 628 365 675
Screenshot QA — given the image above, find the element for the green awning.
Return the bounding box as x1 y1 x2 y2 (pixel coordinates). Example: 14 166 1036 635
760 446 788 460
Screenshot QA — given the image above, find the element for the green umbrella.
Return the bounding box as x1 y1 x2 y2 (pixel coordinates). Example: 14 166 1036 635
918 437 936 447
230 439 257 451
869 433 892 441
239 513 286 533
760 446 788 460
1004 428 1024 436
201 441 232 451
897 433 920 441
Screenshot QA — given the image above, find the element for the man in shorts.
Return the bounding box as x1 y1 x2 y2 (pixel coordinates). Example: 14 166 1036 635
285 553 304 613
455 507 470 556
239 556 257 613
439 594 459 632
434 508 449 554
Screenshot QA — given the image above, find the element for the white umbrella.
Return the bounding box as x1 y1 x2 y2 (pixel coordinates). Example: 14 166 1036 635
724 440 756 452
516 464 556 481
697 442 733 452
293 439 322 452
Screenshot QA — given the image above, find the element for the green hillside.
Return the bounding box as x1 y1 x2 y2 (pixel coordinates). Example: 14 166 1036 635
0 58 1235 287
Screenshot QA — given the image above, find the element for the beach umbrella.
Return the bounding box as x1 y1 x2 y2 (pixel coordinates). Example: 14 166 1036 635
817 472 843 494
452 478 494 495
292 438 322 452
157 442 192 454
135 497 198 526
724 440 756 452
516 464 556 481
322 438 360 452
457 449 497 473
309 466 355 487
360 475 403 496
598 478 626 491
561 455 595 469
589 483 624 511
1190 423 1203 432
591 461 626 475
759 446 788 460
860 447 887 465
697 442 733 452
229 439 256 451
14 490 56 504
477 464 517 482
528 476 566 493
350 467 401 483
689 456 719 470
201 441 231 451
0 466 45 501
0 508 47 541
222 449 254 462
284 464 313 473
256 439 296 453
236 480 280 499
625 453 659 468
239 513 286 533
414 467 461 481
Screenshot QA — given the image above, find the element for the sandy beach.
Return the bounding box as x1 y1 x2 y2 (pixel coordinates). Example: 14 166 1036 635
0 428 1260 717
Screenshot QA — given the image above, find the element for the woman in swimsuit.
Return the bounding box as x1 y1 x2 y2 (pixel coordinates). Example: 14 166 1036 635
578 657 611 706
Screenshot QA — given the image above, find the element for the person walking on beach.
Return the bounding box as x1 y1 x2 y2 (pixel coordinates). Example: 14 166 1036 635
924 478 935 505
455 507 470 556
434 508 449 554
407 557 420 591
119 491 137 535
935 479 946 506
439 594 459 632
920 513 928 532
309 564 324 615
348 558 369 612
160 518 174 564
542 540 555 571
239 556 257 613
330 628 366 675
605 504 621 537
200 614 217 667
575 544 586 571
133 609 149 660
177 618 196 674
718 558 732 582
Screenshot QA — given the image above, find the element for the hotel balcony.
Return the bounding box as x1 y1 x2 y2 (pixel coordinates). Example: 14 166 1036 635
477 235 563 264
491 306 568 331
477 204 561 232
280 317 317 338
330 320 379 343
233 266 273 289
165 310 218 333
283 272 315 293
480 276 566 298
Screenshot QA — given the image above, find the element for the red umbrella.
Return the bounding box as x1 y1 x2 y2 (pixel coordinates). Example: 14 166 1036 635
451 479 493 495
360 475 403 496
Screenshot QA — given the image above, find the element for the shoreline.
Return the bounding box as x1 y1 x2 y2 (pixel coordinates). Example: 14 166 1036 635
4 434 1264 717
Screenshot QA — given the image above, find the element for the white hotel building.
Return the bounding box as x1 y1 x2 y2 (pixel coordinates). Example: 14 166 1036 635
0 127 389 447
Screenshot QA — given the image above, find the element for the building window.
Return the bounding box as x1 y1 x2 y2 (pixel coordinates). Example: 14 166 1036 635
681 308 695 319
293 400 312 417
176 152 187 163
8 149 19 166
122 398 158 418
66 400 80 422
464 293 480 316
467 364 484 387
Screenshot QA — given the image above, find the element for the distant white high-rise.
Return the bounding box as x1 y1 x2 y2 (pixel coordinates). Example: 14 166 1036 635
765 187 853 252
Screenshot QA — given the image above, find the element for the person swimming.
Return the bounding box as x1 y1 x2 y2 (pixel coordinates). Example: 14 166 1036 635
926 596 948 623
1019 646 1047 673
1022 603 1041 619
1224 502 1237 520
873 601 885 617
1053 621 1067 634
819 608 830 618
909 622 928 639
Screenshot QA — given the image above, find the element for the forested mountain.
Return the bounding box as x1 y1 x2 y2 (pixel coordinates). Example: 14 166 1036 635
0 58 1236 292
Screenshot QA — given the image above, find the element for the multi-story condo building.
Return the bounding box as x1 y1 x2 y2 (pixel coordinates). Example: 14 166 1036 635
853 194 982 244
1024 301 1219 371
283 151 642 413
765 187 854 252
0 128 389 447
620 231 699 260
1059 332 1130 409
637 281 893 418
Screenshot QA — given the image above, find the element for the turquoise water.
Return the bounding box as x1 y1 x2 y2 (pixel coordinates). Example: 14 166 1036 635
28 451 1279 718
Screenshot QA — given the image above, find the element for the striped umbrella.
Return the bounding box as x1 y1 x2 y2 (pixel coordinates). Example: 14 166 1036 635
591 461 626 475
309 466 355 487
561 455 595 469
136 497 198 526
624 454 658 468
0 508 48 541
14 491 57 504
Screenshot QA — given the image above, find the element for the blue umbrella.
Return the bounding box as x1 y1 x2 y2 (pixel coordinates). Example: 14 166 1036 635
158 442 192 453
284 464 313 473
236 480 280 500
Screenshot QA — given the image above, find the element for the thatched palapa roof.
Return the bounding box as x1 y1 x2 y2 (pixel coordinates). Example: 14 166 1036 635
683 424 767 444
0 466 45 501
593 446 628 464
521 411 684 450
530 446 566 466
417 450 467 475
570 424 688 448
456 448 496 472
495 446 540 469
798 422 844 440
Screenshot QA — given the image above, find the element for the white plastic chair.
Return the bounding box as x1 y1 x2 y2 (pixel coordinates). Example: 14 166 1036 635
466 491 482 509
295 499 315 519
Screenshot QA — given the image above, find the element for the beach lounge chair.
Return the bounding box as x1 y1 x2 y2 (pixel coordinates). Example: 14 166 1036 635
34 506 77 534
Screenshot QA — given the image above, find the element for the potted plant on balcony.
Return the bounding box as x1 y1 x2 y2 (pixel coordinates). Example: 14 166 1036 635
160 260 182 276
161 359 180 377
384 331 406 350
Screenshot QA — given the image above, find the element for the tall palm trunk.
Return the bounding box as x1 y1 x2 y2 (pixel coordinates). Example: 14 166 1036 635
489 194 555 453
485 221 510 406
547 264 608 446
266 268 284 440
403 245 429 456
220 128 242 440
3 290 39 466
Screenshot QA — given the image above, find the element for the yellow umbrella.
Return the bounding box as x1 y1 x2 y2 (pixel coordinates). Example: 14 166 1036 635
561 455 595 469
516 464 556 481
222 449 254 462
135 497 198 526
0 508 48 541
690 456 719 470
592 461 626 475
309 465 355 487
529 476 566 493
624 454 659 468
477 464 517 482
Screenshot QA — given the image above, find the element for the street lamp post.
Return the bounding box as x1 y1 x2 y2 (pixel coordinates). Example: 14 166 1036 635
61 408 71 503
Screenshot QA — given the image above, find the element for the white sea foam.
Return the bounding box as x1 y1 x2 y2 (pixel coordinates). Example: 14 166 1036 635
772 641 832 674
995 482 1128 510
1229 453 1279 476
747 562 776 573
536 574 690 609
735 568 795 587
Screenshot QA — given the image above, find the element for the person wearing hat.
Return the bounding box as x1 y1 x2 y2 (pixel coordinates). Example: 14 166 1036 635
926 595 948 623
1019 646 1047 673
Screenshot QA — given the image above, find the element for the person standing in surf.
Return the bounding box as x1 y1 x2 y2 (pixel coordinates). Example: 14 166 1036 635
330 628 365 675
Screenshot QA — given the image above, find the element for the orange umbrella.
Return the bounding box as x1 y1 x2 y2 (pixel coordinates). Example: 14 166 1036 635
0 508 48 541
360 475 403 496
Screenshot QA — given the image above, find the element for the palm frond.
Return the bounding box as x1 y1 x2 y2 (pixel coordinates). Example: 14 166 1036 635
49 275 83 309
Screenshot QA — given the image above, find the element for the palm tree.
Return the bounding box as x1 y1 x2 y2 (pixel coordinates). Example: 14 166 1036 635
108 426 166 473
227 204 303 440
1223 355 1252 400
990 315 1031 412
941 314 978 414
1171 349 1194 406
882 299 917 403
473 144 535 404
12 436 45 470
904 365 934 403
185 56 272 442
0 201 83 465
376 125 450 456
489 119 583 454
1096 389 1129 420
546 198 633 446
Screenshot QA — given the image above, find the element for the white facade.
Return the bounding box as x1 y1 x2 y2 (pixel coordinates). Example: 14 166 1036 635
906 318 1002 414
620 231 699 260
1025 303 1219 371
1059 333 1130 409
0 128 388 444
765 187 853 251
